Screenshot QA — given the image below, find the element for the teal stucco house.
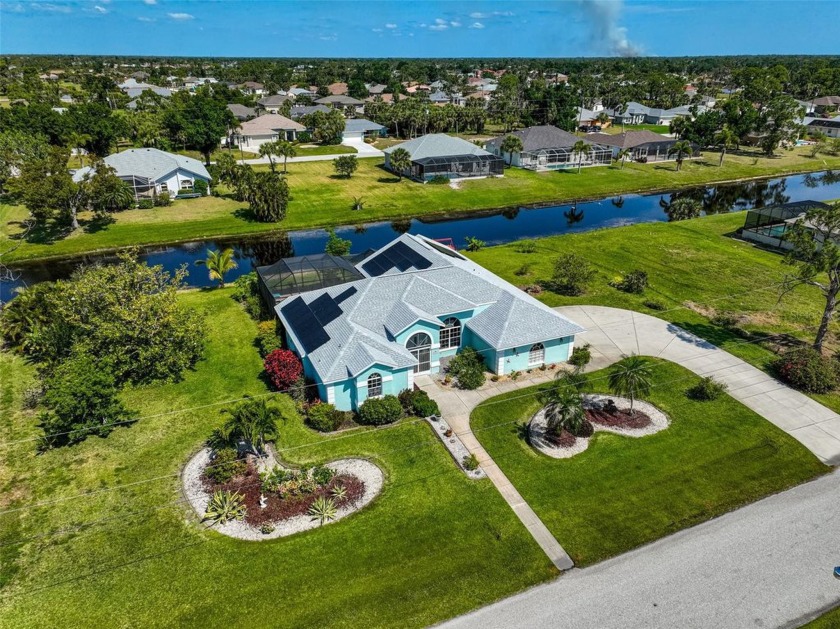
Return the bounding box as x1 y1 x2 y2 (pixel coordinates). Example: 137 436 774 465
276 234 585 411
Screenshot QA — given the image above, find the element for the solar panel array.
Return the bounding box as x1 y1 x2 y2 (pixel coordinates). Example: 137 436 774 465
361 241 434 277
280 297 331 353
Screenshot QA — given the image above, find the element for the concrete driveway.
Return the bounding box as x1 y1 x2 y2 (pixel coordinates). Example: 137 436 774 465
558 305 840 466
438 468 840 629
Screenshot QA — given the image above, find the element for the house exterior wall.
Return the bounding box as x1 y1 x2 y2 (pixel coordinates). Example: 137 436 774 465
156 168 210 196
237 130 297 150
497 336 574 374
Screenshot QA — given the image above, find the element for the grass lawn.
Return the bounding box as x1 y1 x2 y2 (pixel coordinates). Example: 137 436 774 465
604 124 672 135
470 359 828 566
801 605 840 628
3 146 840 264
465 212 840 411
0 289 554 628
293 144 357 157
176 148 259 162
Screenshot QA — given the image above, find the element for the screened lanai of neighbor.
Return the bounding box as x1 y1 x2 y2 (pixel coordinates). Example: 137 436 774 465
383 133 504 181
740 200 831 250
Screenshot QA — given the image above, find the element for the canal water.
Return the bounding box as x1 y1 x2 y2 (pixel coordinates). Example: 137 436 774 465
3 170 839 300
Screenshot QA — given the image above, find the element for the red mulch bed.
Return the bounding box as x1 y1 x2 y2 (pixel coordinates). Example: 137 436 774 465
543 420 594 448
586 407 652 429
204 462 365 527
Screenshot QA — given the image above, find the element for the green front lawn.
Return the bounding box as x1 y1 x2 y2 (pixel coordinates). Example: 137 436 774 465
801 606 840 628
466 212 840 410
0 289 553 628
3 146 840 264
470 360 828 566
293 144 357 157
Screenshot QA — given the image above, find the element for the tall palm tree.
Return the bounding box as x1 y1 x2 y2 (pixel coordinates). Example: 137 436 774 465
276 140 297 173
259 140 280 173
572 140 592 174
388 147 412 181
196 248 238 287
615 148 632 169
219 396 283 457
607 355 653 415
713 126 739 166
596 111 611 129
500 134 524 167
669 116 689 139
99 179 135 212
668 140 694 172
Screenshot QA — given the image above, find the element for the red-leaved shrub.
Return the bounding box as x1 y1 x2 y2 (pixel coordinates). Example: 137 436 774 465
264 349 303 391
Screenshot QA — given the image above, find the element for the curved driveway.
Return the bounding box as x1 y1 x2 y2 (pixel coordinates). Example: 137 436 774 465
557 305 840 465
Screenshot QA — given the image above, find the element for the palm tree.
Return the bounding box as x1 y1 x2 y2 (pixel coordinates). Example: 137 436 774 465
668 140 694 172
259 141 279 173
572 140 592 174
219 396 283 457
276 140 297 173
500 134 524 167
607 355 653 415
596 111 611 129
196 248 238 288
713 126 739 166
669 116 689 139
539 378 586 436
388 147 412 181
615 148 632 169
99 179 135 213
67 132 91 167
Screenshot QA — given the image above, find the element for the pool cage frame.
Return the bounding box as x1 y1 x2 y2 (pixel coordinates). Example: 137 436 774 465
411 153 504 181
257 253 367 307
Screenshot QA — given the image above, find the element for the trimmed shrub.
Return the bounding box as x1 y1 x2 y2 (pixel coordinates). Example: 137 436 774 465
263 349 303 391
256 320 281 357
568 343 592 367
138 198 154 209
465 236 486 251
231 271 265 320
193 179 209 196
205 447 247 484
357 394 402 426
312 465 336 486
448 347 486 390
462 453 480 471
428 175 449 185
772 347 838 393
154 192 172 207
547 253 596 296
687 376 729 401
643 299 666 311
306 402 344 432
612 270 648 294
398 389 440 417
515 240 537 254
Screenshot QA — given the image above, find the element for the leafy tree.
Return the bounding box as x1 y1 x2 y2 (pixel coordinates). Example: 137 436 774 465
0 281 68 359
164 93 234 164
757 95 804 157
500 134 523 167
607 355 653 415
668 140 694 171
713 126 740 166
276 140 297 173
0 130 49 193
572 140 592 173
324 228 352 256
65 103 127 156
302 109 345 145
9 146 86 229
246 171 289 222
218 396 284 456
196 248 239 288
333 154 358 178
66 131 92 167
782 201 840 352
86 161 134 218
549 253 596 296
388 147 412 180
39 352 136 449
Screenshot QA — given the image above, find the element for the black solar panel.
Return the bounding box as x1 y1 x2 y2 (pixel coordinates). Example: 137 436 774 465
362 241 433 276
281 297 330 353
309 293 343 327
333 286 357 304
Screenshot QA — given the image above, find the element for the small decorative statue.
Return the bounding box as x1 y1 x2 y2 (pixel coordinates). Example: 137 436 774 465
604 399 619 415
259 494 267 509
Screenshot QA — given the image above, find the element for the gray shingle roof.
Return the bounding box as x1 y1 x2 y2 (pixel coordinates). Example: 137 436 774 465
383 134 491 160
227 103 256 120
277 234 584 383
486 125 591 152
258 94 291 107
588 130 676 149
73 148 210 183
344 118 385 133
315 95 365 106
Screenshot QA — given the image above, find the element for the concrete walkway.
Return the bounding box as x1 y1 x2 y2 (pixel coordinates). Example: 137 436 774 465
438 468 840 629
559 305 840 465
415 372 574 571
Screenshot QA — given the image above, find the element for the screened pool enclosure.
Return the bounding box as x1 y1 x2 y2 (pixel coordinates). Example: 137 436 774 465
740 200 830 250
411 154 504 181
257 253 367 306
518 144 612 170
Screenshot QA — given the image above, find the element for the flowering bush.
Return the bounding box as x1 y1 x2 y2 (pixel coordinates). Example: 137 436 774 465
772 347 837 393
264 349 303 391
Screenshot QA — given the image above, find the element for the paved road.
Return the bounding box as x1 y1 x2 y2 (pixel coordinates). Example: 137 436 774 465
558 305 840 465
438 469 840 629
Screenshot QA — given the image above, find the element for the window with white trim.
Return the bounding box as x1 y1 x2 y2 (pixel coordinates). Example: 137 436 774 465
528 343 545 366
439 317 461 350
367 372 383 398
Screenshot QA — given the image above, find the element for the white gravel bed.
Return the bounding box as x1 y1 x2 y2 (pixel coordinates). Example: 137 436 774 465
425 416 486 479
529 394 670 459
182 448 384 541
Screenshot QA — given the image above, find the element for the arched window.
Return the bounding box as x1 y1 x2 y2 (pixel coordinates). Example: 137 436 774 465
406 332 432 373
439 317 461 350
528 343 545 366
367 372 383 398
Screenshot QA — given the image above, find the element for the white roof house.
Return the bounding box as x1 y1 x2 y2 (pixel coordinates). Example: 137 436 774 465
233 114 306 149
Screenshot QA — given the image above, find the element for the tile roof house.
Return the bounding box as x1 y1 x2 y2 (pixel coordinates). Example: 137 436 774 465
239 81 265 96
327 82 349 96
383 134 503 181
275 234 584 410
588 131 691 163
233 113 306 149
485 125 612 171
813 96 840 113
72 148 211 200
315 95 365 111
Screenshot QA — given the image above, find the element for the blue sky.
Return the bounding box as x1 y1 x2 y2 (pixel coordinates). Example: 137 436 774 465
1 1 837 58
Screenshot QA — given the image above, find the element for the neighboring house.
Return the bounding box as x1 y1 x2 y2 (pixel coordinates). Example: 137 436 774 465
227 103 257 121
813 96 840 113
257 94 292 113
588 130 689 163
366 83 387 96
233 114 306 149
327 82 349 96
486 125 612 171
288 86 317 99
804 115 840 138
71 148 211 200
740 200 832 250
343 118 386 142
239 81 265 96
612 102 650 125
612 101 703 126
429 91 466 106
274 233 585 411
576 107 609 130
315 95 365 111
118 78 171 99
59 94 74 105
290 104 331 120
383 134 504 181
366 92 407 103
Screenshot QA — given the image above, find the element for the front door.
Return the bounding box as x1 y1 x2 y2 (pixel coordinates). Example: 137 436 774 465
407 333 432 373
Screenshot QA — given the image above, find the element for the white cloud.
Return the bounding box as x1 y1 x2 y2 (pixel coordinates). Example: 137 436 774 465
93 5 107 13
469 12 488 18
429 24 447 31
138 16 155 22
319 34 337 41
372 27 382 32
450 20 461 27
493 10 514 16
167 12 194 20
469 22 484 29
143 0 157 4
0 2 26 13
29 3 72 13
385 22 397 29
